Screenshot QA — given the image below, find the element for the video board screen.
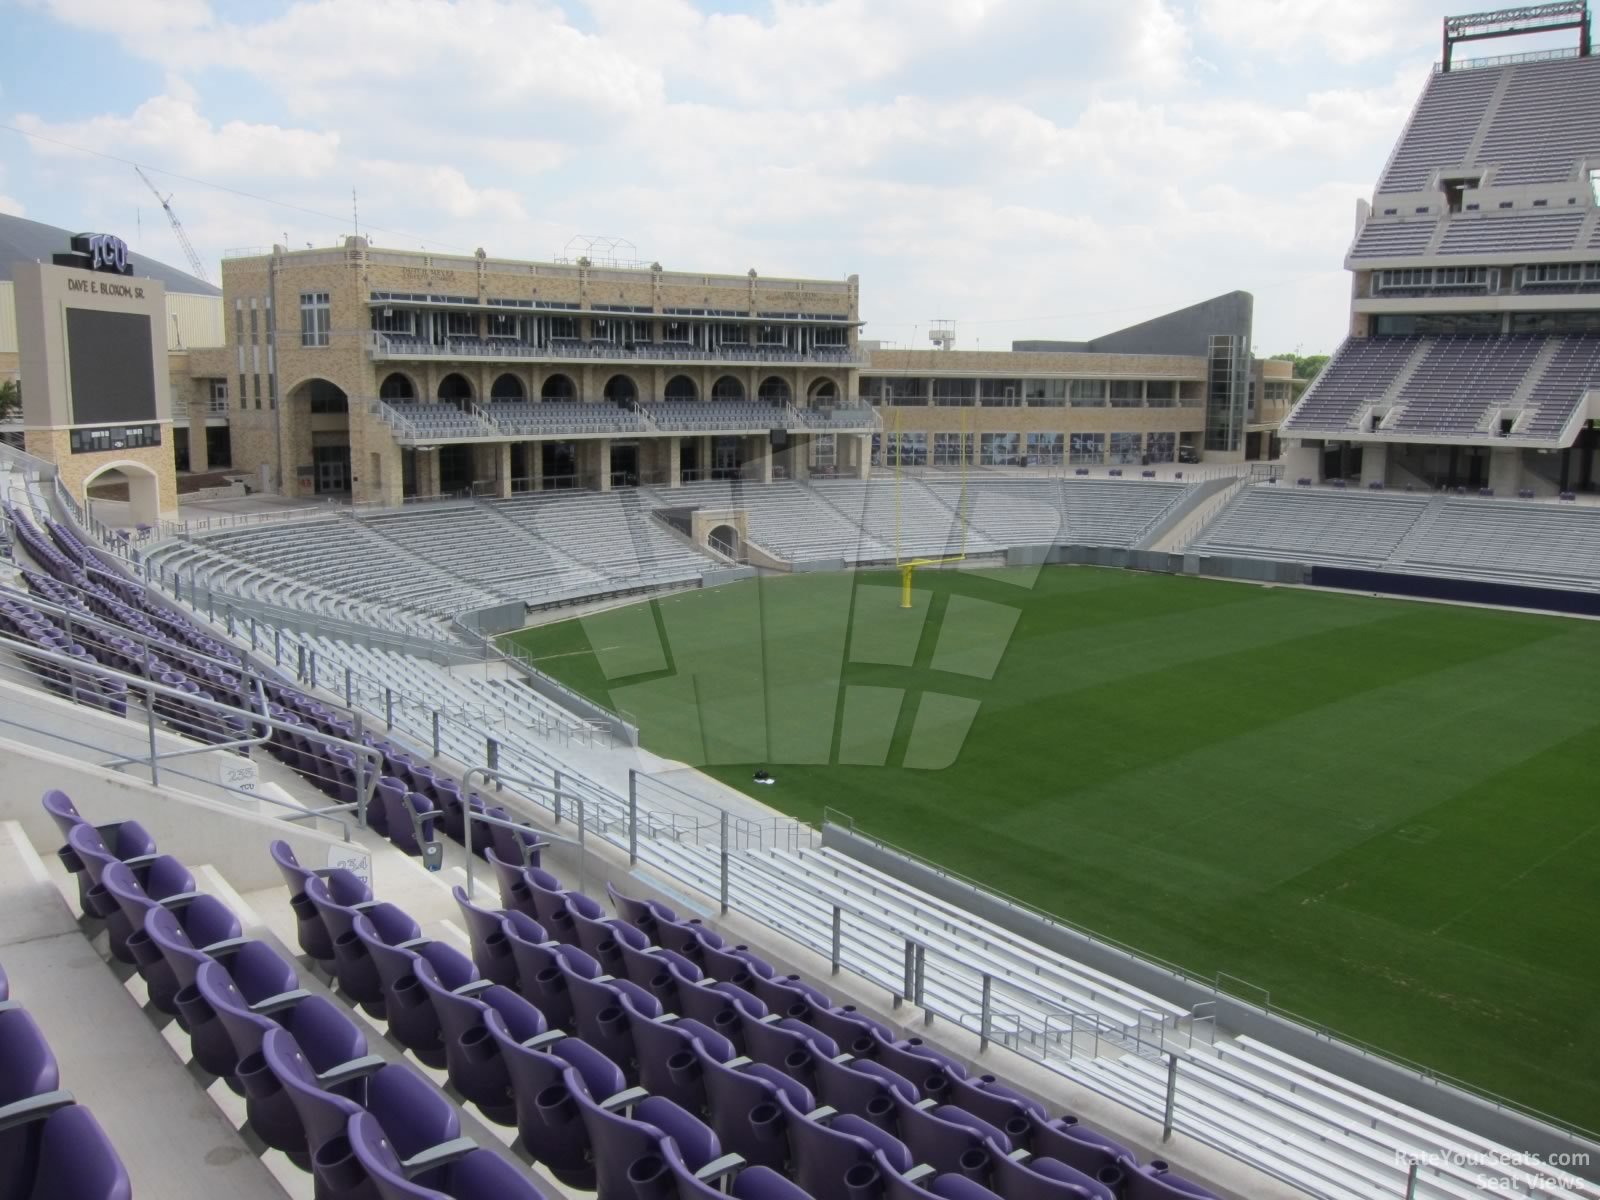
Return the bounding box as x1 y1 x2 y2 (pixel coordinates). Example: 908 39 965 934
66 308 157 425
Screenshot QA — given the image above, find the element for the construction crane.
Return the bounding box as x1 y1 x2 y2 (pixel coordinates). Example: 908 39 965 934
134 166 210 283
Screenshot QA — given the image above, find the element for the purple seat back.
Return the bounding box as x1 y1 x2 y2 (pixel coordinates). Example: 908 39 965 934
1126 1161 1221 1200
990 1151 1116 1200
22 1105 132 1200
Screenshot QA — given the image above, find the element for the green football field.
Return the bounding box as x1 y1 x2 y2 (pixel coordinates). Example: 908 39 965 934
504 566 1600 1130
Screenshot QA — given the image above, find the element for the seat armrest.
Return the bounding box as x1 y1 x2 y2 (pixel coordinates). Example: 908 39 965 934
157 890 203 909
316 1054 386 1088
0 1090 75 1133
913 1098 937 1111
200 936 252 957
0 999 18 1013
725 1056 752 1069
692 1153 747 1184
249 988 312 1014
803 1105 837 1121
351 900 380 912
451 979 494 996
123 853 161 869
520 1030 566 1049
599 1086 649 1112
396 937 432 951
904 1164 937 1184
400 1136 477 1178
1007 1148 1032 1163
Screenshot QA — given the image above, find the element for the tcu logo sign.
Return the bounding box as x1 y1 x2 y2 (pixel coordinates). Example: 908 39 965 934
63 232 134 276
89 234 130 273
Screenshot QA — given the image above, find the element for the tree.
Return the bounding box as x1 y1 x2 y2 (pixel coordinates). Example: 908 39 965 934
1270 353 1330 382
0 380 19 421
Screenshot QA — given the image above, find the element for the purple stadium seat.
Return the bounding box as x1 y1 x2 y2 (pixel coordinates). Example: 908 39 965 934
260 1027 465 1189
483 1013 622 1189
412 957 547 1125
4 1104 131 1200
357 923 473 1069
325 1110 547 1199
269 839 372 966
98 859 239 1014
451 885 535 987
305 876 422 1015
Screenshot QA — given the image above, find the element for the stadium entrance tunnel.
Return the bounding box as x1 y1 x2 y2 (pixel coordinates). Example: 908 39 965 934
287 378 352 496
82 461 162 527
707 522 739 558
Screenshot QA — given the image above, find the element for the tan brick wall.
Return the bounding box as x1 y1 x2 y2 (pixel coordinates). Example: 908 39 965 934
877 406 1204 435
865 348 1206 377
27 427 178 521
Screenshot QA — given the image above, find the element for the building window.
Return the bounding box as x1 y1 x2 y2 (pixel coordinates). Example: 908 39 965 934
1069 380 1107 407
300 292 331 347
70 424 162 453
811 433 836 468
979 379 1022 406
980 432 1021 465
883 431 927 466
1069 432 1105 464
718 325 748 346
932 379 976 406
1146 431 1176 463
372 308 416 336
209 379 228 415
1110 432 1142 463
1108 380 1142 407
1026 432 1064 465
812 326 847 348
933 433 972 466
1025 379 1068 407
1145 380 1176 407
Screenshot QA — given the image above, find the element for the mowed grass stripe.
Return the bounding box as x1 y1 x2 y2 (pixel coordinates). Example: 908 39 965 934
505 566 1600 1129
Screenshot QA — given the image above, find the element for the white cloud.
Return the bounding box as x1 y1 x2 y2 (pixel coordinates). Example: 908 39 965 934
1194 0 1441 65
13 94 340 179
5 0 1442 351
0 194 24 217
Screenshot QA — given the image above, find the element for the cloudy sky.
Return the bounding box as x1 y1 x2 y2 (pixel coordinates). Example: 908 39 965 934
0 1 1577 354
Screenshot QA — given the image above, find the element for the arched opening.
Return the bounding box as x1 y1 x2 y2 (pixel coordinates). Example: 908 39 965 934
664 374 698 402
711 375 745 403
82 461 162 528
288 377 352 494
379 372 417 400
438 373 474 405
708 523 739 559
603 374 639 406
304 379 348 414
541 374 577 401
491 373 526 401
808 378 839 405
758 376 791 405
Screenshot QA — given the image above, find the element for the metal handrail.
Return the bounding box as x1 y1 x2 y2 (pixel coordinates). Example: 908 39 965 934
0 624 368 839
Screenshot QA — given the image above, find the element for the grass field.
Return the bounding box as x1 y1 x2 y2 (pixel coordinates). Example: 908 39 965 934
505 566 1600 1130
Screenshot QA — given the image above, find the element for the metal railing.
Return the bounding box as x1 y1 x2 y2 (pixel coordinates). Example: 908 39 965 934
0 597 375 840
